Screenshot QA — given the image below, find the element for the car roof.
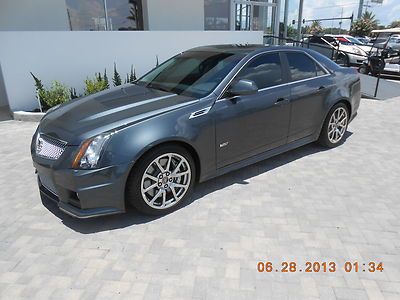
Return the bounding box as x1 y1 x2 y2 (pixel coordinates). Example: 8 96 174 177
185 44 341 73
187 44 264 55
186 44 318 56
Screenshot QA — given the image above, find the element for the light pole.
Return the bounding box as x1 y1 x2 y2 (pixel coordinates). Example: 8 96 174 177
103 0 109 30
283 0 289 39
297 0 304 42
357 0 364 19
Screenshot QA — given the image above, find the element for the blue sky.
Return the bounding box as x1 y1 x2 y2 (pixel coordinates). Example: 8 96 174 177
285 0 400 29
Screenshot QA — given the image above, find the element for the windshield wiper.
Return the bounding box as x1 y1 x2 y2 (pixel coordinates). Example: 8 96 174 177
146 83 172 94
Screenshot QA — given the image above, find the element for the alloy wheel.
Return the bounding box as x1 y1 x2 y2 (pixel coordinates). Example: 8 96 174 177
327 107 348 144
140 153 192 210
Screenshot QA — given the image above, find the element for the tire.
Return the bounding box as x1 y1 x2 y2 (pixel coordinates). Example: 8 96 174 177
337 54 350 67
126 144 196 215
358 65 369 75
317 103 350 148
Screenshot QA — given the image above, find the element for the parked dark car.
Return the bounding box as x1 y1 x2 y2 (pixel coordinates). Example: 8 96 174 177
31 45 361 218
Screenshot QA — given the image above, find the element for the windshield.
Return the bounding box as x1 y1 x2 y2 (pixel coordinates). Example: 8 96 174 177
346 36 364 45
136 51 244 98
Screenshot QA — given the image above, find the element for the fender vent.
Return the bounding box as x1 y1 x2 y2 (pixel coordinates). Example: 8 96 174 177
189 106 211 119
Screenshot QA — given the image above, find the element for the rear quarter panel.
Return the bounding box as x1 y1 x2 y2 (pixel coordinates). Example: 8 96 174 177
313 69 360 142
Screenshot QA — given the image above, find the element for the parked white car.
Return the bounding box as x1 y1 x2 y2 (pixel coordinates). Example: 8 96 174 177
324 35 369 65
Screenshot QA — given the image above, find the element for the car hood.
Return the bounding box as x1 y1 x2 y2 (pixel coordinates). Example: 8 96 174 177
357 45 378 53
338 44 367 55
38 84 197 145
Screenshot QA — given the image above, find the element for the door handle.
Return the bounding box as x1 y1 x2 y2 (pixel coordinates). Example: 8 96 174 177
274 98 289 105
318 86 326 91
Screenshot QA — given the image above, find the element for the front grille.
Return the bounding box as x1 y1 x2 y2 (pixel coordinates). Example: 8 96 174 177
36 133 67 160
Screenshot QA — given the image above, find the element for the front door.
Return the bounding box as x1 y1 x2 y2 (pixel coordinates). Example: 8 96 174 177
214 52 291 168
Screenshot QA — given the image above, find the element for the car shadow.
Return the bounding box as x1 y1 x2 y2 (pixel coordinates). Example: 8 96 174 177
42 132 353 234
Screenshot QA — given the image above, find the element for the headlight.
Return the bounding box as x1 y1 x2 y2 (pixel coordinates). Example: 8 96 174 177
72 133 113 169
352 47 364 56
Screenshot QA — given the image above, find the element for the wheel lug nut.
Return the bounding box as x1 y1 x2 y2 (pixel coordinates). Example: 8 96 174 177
169 178 173 182
166 172 170 176
164 184 168 189
158 175 163 179
158 183 162 186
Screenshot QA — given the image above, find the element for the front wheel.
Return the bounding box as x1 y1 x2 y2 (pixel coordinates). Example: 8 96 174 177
126 145 196 215
337 54 350 67
318 103 349 148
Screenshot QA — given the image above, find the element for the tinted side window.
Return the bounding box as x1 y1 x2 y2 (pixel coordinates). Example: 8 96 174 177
235 53 283 89
286 52 326 82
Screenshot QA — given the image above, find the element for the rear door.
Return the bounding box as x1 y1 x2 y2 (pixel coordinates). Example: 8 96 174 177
283 51 334 143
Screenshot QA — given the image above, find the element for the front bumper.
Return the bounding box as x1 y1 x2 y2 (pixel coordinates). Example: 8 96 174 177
34 160 133 218
349 54 368 65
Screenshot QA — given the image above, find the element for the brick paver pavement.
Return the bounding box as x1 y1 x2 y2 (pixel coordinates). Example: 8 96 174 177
0 98 399 299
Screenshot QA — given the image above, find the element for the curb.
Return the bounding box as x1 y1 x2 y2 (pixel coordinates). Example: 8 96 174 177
13 111 45 122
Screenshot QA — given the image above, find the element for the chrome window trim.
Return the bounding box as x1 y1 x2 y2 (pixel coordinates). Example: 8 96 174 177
216 49 331 102
217 74 331 102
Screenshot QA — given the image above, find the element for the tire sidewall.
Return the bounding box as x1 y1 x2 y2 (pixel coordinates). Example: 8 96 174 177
126 144 196 215
337 54 349 67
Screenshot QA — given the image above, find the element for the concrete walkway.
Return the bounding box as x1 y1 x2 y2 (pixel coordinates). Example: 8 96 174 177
0 98 399 299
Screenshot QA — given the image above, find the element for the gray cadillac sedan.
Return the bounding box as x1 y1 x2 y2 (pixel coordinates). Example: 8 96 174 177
31 45 361 218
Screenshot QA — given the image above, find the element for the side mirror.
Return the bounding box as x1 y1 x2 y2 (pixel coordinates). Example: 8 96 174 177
227 79 258 96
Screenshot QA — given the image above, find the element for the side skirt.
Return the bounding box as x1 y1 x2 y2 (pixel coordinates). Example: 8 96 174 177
199 134 317 182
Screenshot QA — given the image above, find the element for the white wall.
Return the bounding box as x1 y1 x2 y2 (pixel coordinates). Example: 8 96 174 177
0 0 69 31
145 0 204 30
0 31 262 111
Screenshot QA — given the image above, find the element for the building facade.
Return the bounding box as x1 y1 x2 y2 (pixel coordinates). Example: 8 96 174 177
0 0 282 112
0 0 281 34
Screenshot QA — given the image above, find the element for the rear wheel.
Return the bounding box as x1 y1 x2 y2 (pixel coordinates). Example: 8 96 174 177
318 103 349 148
126 144 196 215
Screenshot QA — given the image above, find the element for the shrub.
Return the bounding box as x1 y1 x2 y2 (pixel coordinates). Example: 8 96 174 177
30 72 49 111
130 65 136 82
30 73 71 110
113 63 122 86
84 73 109 96
41 81 71 108
103 69 110 89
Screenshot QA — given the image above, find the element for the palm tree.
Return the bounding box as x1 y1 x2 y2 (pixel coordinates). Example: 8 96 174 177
309 21 323 35
350 10 378 36
362 11 378 28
